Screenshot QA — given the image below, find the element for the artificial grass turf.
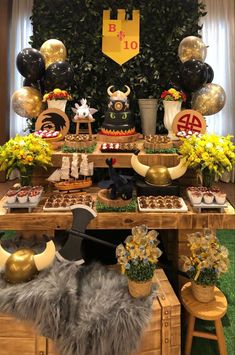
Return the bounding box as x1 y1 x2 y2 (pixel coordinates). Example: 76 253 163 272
183 230 235 355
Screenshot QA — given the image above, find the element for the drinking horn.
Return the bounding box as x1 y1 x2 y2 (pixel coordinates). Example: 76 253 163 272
0 240 56 283
131 150 187 186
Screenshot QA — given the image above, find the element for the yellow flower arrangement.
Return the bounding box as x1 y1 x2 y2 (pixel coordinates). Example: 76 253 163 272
43 88 72 102
180 230 229 286
179 133 235 177
0 134 52 179
116 225 162 282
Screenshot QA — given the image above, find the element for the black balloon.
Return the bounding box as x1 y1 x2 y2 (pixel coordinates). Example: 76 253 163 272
16 48 45 81
168 73 182 91
179 59 208 92
205 63 214 83
23 78 41 91
44 61 74 91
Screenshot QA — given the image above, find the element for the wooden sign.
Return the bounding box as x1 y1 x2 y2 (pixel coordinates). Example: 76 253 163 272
35 108 70 139
172 109 206 135
102 9 140 65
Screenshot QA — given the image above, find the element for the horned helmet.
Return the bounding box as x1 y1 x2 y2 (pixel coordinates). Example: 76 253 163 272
131 150 187 186
107 85 131 111
0 240 56 283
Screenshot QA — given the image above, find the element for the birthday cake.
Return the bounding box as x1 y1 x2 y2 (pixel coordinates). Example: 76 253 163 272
100 86 135 136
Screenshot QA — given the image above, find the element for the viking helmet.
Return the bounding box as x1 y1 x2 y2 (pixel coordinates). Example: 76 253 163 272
131 150 187 186
0 240 56 283
107 85 131 101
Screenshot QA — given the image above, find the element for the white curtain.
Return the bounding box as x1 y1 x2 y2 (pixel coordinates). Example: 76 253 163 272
201 0 235 137
9 0 33 138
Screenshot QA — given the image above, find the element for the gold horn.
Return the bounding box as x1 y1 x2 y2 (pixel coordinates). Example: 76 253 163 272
168 158 187 180
0 244 11 269
33 240 56 271
107 86 114 97
131 152 149 177
124 85 131 96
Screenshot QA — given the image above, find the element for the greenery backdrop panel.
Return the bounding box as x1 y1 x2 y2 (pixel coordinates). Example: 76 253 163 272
30 0 206 132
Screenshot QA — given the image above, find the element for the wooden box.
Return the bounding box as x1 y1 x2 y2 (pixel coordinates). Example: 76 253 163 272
0 270 180 355
0 313 46 355
134 269 181 355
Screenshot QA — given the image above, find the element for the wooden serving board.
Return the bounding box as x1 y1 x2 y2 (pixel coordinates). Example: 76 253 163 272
137 197 188 213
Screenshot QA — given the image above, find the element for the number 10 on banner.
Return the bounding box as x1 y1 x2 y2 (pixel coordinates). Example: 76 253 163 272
102 9 140 65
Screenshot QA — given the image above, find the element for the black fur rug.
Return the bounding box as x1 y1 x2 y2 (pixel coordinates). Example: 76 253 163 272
0 260 154 355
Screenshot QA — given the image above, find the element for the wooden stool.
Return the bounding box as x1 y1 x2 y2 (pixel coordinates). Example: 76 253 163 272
73 117 95 140
181 282 227 355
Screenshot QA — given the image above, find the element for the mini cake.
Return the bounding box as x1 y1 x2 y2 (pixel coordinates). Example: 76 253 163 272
100 86 135 136
215 192 227 204
191 192 203 204
6 189 18 203
17 189 28 203
203 192 214 204
28 189 41 203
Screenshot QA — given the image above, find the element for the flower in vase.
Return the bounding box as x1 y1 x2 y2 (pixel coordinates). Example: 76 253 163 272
179 133 235 178
116 225 162 282
160 88 186 102
43 88 72 102
180 230 229 286
0 134 52 180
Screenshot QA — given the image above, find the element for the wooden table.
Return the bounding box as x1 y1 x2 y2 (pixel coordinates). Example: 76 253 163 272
0 193 234 231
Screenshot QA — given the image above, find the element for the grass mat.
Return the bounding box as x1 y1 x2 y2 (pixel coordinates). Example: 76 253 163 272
185 230 235 355
96 199 137 212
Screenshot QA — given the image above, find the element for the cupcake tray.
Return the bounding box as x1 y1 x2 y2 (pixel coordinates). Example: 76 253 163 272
187 192 227 212
137 197 188 213
3 191 43 213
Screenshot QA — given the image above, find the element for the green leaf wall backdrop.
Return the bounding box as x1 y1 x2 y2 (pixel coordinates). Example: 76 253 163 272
30 0 206 132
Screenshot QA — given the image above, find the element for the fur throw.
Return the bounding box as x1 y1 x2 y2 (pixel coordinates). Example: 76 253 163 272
0 261 154 355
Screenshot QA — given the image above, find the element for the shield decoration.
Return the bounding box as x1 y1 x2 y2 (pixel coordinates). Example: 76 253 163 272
102 9 140 66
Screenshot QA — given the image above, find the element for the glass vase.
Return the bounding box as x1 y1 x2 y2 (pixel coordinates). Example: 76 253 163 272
19 165 34 186
163 100 182 140
201 168 215 189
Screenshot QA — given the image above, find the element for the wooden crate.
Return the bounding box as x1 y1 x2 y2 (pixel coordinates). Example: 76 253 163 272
134 269 181 355
0 270 180 355
0 313 46 355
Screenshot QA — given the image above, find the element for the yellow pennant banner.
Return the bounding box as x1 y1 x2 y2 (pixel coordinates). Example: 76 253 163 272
102 9 140 65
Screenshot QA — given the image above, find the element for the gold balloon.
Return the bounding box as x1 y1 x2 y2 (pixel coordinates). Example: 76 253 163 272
146 166 171 186
4 249 38 284
40 39 67 68
192 83 226 116
178 36 207 63
12 86 43 118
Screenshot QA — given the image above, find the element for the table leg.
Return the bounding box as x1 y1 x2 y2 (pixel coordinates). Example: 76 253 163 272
215 318 227 355
185 313 195 355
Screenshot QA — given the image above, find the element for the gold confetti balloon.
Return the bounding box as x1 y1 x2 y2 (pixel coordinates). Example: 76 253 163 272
192 83 226 116
11 86 43 118
40 39 67 68
178 36 207 63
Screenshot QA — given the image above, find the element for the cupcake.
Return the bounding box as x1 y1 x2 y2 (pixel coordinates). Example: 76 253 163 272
28 189 41 203
203 192 214 204
17 189 28 203
215 192 227 205
6 189 18 203
191 192 203 204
